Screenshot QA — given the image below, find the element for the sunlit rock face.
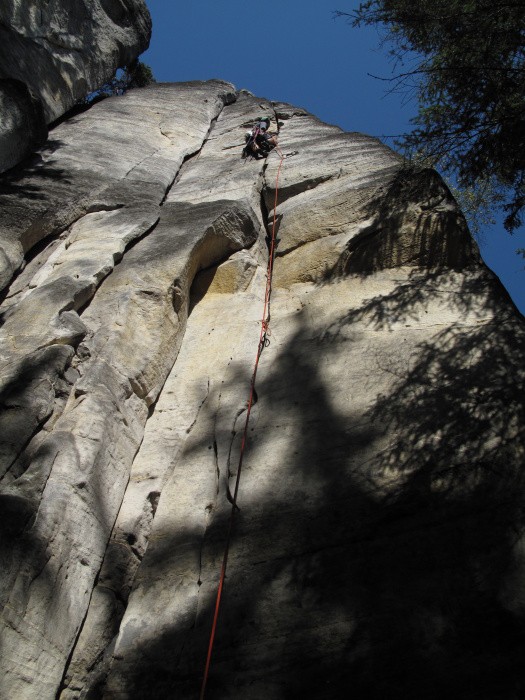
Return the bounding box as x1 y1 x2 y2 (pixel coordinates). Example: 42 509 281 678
0 0 151 172
0 82 524 700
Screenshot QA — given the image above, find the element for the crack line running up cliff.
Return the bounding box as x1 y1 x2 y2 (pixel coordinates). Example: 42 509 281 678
160 106 228 206
199 147 286 699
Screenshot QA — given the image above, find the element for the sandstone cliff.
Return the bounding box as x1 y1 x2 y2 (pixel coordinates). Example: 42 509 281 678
0 0 151 172
0 82 524 700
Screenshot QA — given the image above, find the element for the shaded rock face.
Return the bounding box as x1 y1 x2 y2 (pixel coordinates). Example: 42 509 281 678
0 0 151 172
0 82 524 700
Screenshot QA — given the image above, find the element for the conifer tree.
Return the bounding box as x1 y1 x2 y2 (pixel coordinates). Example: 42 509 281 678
337 1 525 231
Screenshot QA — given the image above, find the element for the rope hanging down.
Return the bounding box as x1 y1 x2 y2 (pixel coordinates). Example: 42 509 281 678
199 147 286 699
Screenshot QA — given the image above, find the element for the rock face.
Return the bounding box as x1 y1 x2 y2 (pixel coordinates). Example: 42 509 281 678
0 0 151 172
0 81 524 700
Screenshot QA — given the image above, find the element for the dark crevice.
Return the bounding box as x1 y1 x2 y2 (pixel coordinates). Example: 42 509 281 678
271 104 283 135
75 217 160 320
260 177 284 259
185 379 210 435
140 321 182 420
61 334 214 694
55 404 153 698
188 249 245 315
226 406 248 480
213 438 220 490
160 108 224 207
109 214 160 261
86 203 125 214
275 228 346 259
55 554 105 700
0 346 75 486
0 225 70 312
159 148 194 205
264 173 334 211
0 446 60 537
148 490 161 519
0 418 49 487
197 503 214 589
48 91 108 132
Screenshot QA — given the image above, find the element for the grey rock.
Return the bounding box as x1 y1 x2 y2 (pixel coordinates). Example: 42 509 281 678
0 82 523 700
0 344 74 482
0 0 152 172
0 80 47 172
0 81 238 292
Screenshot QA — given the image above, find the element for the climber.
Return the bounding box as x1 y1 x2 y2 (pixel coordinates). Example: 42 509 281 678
243 117 278 159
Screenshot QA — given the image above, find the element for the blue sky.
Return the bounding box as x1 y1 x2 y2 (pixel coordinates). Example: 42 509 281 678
142 0 525 314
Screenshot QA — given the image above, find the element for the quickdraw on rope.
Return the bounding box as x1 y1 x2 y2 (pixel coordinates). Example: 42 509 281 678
199 146 285 700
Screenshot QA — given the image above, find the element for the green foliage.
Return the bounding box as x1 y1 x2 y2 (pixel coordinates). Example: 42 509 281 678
336 1 525 232
406 149 502 239
448 180 501 242
128 61 156 88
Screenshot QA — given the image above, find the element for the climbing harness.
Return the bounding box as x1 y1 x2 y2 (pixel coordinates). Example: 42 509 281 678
242 123 260 159
241 115 298 161
199 146 286 700
242 117 276 160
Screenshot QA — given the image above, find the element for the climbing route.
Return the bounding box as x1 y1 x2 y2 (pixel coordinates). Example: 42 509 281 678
199 146 286 699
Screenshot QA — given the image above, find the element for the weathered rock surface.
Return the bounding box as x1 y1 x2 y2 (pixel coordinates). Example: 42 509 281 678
0 81 524 700
0 0 151 172
0 79 48 173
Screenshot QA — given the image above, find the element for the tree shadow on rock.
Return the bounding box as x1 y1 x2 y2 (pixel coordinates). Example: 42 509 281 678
108 273 525 699
321 265 519 346
346 319 525 699
0 141 70 200
325 168 479 278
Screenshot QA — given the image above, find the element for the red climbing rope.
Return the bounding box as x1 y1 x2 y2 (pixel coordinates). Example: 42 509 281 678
199 146 285 699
